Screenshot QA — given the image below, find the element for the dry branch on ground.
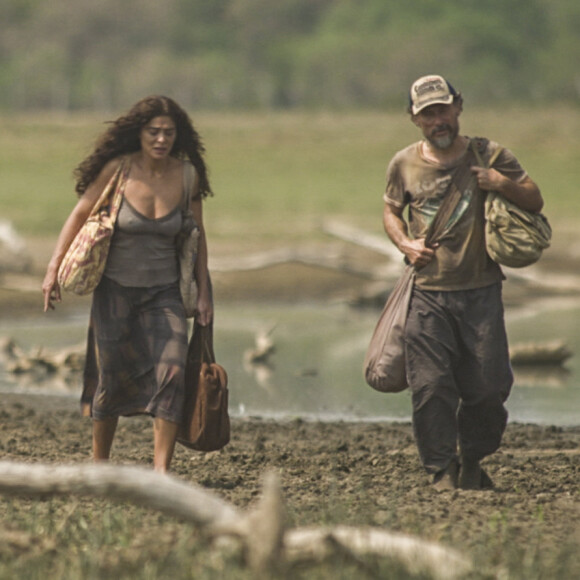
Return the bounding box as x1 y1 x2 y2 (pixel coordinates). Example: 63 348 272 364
0 461 472 579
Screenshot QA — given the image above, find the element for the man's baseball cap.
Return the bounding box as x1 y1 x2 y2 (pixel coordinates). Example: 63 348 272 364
409 75 458 115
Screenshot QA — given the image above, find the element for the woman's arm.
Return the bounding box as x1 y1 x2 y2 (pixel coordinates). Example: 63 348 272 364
42 160 120 312
190 174 213 326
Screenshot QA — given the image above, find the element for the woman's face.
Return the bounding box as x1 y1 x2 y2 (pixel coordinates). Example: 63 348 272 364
139 115 177 160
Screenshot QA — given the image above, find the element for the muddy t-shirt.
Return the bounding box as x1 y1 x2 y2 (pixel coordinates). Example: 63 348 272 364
384 138 528 290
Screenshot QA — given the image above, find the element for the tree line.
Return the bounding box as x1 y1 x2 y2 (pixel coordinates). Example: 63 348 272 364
1 0 579 112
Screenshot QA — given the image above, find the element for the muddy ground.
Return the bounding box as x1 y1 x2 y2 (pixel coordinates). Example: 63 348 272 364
1 235 580 576
0 392 579 577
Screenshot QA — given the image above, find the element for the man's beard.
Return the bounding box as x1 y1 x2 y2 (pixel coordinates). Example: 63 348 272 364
427 124 458 150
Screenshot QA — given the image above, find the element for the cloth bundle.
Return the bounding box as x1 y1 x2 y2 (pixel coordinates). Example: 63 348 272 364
57 159 129 295
363 142 477 393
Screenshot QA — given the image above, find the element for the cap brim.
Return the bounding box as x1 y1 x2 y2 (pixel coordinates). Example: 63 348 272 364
412 94 454 115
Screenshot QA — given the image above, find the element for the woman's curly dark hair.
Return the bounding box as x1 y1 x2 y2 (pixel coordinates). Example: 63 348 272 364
74 96 212 198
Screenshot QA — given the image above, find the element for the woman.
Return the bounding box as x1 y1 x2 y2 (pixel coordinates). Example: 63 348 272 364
42 96 213 473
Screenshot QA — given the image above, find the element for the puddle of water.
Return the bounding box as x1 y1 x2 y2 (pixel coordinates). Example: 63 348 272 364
1 303 579 425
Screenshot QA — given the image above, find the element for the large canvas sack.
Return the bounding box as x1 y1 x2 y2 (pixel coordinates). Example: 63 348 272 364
363 265 415 393
485 192 552 268
57 160 128 295
473 143 552 269
177 322 230 452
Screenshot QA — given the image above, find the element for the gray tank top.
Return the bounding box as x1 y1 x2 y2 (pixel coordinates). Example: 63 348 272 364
104 198 183 287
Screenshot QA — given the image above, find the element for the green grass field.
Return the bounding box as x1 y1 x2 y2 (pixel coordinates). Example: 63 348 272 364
2 107 578 245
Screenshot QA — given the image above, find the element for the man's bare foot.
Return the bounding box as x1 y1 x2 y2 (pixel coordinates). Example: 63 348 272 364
459 458 494 490
433 459 459 491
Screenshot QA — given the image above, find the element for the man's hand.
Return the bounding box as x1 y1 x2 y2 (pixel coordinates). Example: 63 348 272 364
471 166 505 192
471 167 544 213
401 238 439 269
383 202 439 269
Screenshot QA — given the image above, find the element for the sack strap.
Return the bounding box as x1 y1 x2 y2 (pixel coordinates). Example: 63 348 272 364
182 162 197 210
424 140 478 247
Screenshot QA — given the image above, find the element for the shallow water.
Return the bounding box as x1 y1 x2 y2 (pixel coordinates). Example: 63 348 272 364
1 302 579 425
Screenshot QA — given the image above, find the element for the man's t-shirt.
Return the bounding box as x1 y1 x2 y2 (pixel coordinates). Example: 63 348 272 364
384 138 527 291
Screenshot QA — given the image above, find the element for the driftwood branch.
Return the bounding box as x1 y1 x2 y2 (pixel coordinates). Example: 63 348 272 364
284 526 472 580
210 246 377 280
0 461 472 578
322 219 401 260
323 219 580 294
0 338 85 372
0 461 239 530
321 220 406 282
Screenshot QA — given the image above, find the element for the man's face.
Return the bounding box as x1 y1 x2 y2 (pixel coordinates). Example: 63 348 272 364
412 102 461 150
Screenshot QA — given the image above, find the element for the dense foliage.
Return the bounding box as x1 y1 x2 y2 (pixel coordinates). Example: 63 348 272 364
1 0 579 111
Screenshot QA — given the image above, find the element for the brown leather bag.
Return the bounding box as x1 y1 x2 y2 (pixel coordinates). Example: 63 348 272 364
177 321 230 451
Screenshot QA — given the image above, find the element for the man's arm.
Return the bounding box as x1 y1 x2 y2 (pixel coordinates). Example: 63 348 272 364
383 203 438 268
471 168 543 213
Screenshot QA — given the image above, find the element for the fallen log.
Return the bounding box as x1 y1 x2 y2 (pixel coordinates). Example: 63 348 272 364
510 340 572 366
0 462 472 578
0 337 85 390
210 246 378 280
0 461 239 529
284 526 473 580
322 219 401 260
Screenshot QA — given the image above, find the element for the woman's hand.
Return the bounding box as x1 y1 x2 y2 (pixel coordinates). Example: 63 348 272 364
42 266 61 312
195 291 213 326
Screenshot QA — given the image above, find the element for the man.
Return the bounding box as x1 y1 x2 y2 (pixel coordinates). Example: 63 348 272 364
383 75 543 490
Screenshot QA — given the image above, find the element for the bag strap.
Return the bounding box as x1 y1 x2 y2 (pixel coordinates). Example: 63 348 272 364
470 141 504 213
108 157 130 221
202 326 216 364
88 157 128 219
471 141 503 170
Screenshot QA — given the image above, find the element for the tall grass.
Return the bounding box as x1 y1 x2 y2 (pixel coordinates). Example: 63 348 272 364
2 107 578 244
1 493 578 579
